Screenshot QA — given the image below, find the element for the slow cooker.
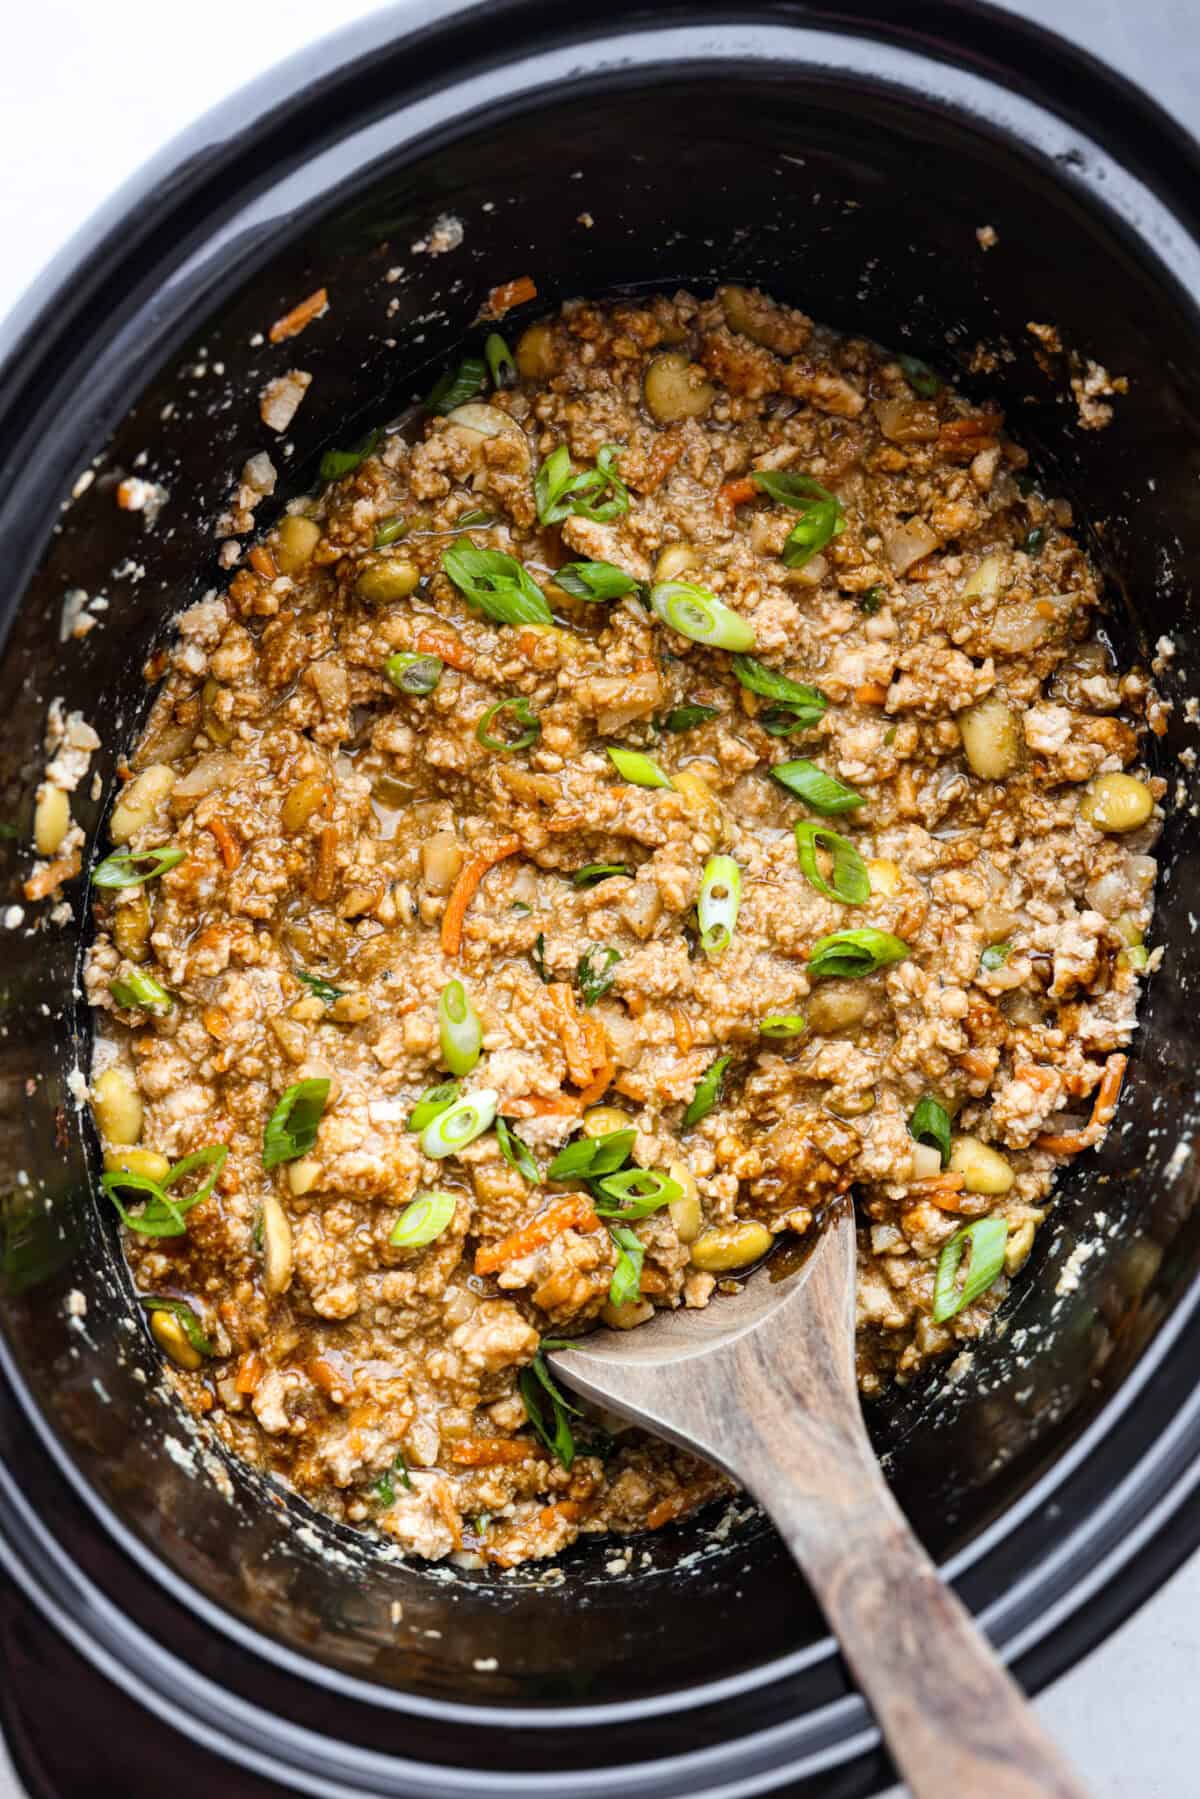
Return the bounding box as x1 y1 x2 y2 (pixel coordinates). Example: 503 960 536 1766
2 3 1199 1794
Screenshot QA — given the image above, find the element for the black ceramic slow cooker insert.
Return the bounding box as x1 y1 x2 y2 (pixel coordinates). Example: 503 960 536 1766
2 4 1199 1795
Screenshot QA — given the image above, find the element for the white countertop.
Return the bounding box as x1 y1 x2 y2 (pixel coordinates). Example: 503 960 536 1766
1 3 1198 1794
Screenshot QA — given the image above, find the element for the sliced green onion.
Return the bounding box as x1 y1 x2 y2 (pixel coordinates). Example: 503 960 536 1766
909 1094 952 1167
683 1054 730 1129
794 821 870 905
659 704 719 733
484 332 517 389
608 1224 645 1307
979 942 1013 972
138 1296 213 1355
554 560 638 603
109 969 172 1015
93 846 185 889
772 759 865 815
263 1078 330 1169
374 515 412 548
390 1189 458 1248
477 696 540 753
576 945 621 1007
374 1449 414 1504
759 710 822 739
519 1349 580 1468
442 541 551 626
897 354 942 398
385 652 443 696
531 932 550 983
1023 526 1046 556
547 1129 636 1181
572 863 632 887
698 854 742 958
101 1145 228 1239
510 901 532 917
420 1089 498 1159
320 427 383 483
607 747 672 789
296 969 344 1004
932 1217 1008 1323
438 980 482 1076
1122 943 1150 970
496 1115 541 1183
406 1080 460 1132
807 928 909 980
426 358 487 415
759 1014 806 1037
750 470 846 567
457 506 495 528
860 585 884 615
731 656 827 731
535 443 629 526
650 581 756 652
593 1167 682 1219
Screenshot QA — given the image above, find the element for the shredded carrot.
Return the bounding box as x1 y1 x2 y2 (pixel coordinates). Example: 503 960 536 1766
483 275 538 319
22 850 81 902
575 1066 614 1108
268 286 328 344
235 1351 264 1395
309 1357 344 1397
646 1492 691 1531
449 1436 540 1467
939 410 1003 443
671 1007 695 1054
1036 1052 1128 1155
544 983 598 1087
248 545 278 580
538 1500 582 1527
911 1173 969 1211
415 628 473 672
854 682 889 707
959 1049 995 1083
207 815 242 871
475 1194 601 1275
500 1093 582 1119
715 476 758 519
1012 1063 1059 1096
441 836 520 956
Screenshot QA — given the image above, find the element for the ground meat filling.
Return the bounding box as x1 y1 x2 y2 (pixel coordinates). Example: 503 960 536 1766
86 286 1159 1566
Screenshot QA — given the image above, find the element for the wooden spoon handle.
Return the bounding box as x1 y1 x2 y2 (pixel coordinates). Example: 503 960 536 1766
746 1430 1090 1798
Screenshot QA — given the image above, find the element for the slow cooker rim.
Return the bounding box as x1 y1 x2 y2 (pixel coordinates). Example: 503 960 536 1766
2 1 1200 1789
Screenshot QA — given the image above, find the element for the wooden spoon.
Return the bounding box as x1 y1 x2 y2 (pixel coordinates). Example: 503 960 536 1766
547 1194 1089 1798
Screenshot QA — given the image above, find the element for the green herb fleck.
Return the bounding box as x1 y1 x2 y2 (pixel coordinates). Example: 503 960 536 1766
576 945 621 1006
296 969 344 1005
